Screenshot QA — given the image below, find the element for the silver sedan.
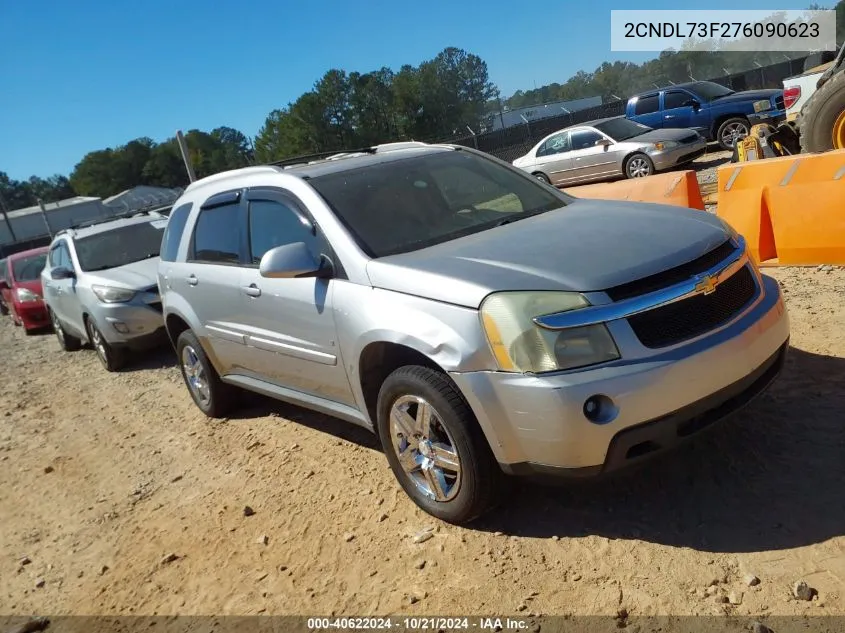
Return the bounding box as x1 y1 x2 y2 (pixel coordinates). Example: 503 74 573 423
513 117 707 186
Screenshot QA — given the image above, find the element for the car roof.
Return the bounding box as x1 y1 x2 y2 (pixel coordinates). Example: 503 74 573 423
281 145 453 179
545 116 625 136
7 246 49 261
59 212 167 241
181 143 458 200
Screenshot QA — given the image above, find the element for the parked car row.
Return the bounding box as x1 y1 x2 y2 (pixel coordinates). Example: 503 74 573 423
509 80 786 187
10 141 791 525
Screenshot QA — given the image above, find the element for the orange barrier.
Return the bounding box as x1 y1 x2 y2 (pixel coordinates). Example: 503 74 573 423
766 181 845 265
716 149 845 265
564 170 705 211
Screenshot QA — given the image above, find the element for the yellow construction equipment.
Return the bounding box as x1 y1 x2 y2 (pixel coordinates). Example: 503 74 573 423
733 122 801 162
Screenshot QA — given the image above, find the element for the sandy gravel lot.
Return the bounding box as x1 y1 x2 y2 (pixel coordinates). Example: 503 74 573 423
1 266 844 622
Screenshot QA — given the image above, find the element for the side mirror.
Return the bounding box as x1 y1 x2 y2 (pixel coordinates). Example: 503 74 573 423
259 242 329 279
0 279 8 291
51 267 75 281
595 138 613 149
684 99 700 109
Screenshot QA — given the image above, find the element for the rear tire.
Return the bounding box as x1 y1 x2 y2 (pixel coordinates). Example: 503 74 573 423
717 117 750 150
532 172 551 184
799 71 845 154
376 365 502 525
51 310 82 351
86 318 126 372
176 329 236 418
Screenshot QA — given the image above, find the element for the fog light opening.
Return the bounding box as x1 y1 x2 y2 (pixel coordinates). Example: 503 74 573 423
583 394 618 425
112 322 130 334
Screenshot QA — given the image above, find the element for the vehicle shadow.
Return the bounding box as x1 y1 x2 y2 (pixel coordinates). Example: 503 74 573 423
121 345 178 372
473 345 845 553
231 390 381 450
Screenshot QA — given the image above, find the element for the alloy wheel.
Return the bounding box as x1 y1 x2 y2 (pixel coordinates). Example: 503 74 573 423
722 122 749 147
389 395 462 502
628 156 651 178
181 345 211 407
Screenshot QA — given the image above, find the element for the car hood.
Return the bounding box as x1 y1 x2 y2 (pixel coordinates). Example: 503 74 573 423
712 88 782 104
366 200 730 309
86 256 161 290
625 128 700 143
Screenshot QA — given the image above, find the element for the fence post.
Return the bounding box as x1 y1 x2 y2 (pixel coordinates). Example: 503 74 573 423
466 126 478 149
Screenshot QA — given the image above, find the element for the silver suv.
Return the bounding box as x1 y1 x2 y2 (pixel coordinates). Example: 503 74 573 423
42 211 168 371
159 142 790 524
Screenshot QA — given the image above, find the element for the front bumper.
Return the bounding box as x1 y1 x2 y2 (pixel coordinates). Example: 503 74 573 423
649 139 708 170
90 301 165 349
14 300 49 330
749 109 786 126
450 273 790 476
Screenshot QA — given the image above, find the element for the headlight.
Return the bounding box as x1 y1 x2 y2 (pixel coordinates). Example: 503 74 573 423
753 99 772 113
480 291 620 373
650 141 679 152
15 288 40 303
91 284 136 303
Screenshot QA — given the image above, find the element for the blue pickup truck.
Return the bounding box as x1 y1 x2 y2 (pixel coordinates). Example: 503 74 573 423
626 81 786 150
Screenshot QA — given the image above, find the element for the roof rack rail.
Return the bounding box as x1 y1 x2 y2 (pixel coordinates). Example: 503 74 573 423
67 208 164 231
268 147 378 169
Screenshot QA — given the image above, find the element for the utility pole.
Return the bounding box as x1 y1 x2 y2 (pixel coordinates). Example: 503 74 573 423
37 199 53 238
0 189 16 242
175 130 197 183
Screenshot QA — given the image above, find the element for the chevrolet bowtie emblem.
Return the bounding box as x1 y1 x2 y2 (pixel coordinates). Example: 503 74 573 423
694 274 718 295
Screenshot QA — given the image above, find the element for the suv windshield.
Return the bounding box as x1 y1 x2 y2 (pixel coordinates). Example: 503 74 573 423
74 220 166 272
12 253 47 282
690 81 735 101
309 151 569 257
594 118 652 141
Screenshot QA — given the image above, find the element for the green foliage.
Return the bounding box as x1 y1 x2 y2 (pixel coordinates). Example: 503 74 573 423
0 171 75 211
67 129 254 198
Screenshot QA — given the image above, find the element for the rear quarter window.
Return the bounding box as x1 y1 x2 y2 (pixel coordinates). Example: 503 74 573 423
160 203 192 262
634 95 660 115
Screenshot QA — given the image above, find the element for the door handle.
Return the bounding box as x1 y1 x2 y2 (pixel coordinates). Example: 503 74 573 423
242 284 261 298
186 275 198 286
664 115 675 119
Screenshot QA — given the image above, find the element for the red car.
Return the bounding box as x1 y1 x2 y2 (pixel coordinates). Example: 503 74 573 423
1 247 50 333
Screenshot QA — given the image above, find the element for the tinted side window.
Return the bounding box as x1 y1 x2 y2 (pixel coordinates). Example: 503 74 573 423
191 203 241 264
664 91 690 109
50 242 70 270
634 94 660 115
248 199 322 264
160 203 192 262
569 130 604 150
537 133 570 157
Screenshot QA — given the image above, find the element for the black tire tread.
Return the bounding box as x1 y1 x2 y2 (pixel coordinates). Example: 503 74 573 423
799 70 845 154
624 152 654 179
376 365 502 525
51 309 82 351
87 318 126 372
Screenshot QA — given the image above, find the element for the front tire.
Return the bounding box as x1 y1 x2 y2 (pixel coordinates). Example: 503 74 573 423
376 365 501 525
624 153 654 178
176 330 235 418
86 318 126 372
51 310 82 351
717 117 750 150
533 172 551 184
799 71 845 153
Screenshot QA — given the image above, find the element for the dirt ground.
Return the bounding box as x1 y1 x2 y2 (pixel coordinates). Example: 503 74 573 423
1 266 844 620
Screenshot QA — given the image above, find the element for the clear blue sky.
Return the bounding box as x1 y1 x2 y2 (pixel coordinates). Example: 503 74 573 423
1 0 809 181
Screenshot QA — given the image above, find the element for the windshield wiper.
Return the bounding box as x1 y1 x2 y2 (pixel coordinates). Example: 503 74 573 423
495 210 547 227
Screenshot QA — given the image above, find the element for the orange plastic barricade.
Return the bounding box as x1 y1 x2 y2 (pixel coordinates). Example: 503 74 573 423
716 149 845 265
766 181 845 265
564 170 705 210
